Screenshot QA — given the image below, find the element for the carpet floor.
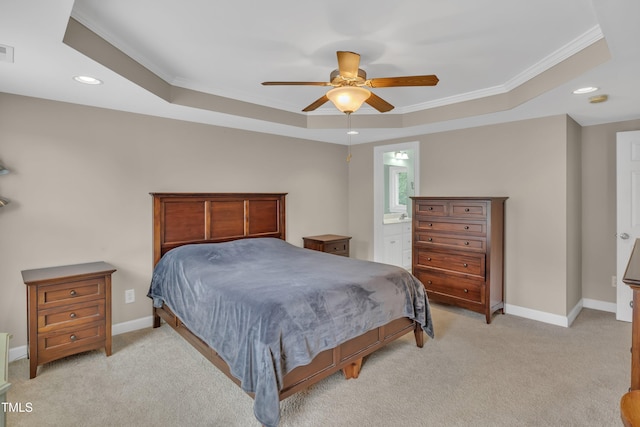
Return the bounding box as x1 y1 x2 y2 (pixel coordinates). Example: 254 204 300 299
6 305 632 426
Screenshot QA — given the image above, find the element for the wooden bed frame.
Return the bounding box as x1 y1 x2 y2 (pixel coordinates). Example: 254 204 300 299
150 192 424 402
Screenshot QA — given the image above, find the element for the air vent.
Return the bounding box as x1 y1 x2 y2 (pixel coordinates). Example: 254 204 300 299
0 44 14 63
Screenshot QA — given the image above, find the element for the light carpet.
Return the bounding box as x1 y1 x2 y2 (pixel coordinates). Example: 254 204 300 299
6 305 632 426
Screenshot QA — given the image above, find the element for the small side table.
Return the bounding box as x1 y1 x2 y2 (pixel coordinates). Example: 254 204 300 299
303 234 352 257
22 261 116 378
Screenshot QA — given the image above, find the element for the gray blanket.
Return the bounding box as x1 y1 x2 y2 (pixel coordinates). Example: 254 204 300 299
148 237 433 426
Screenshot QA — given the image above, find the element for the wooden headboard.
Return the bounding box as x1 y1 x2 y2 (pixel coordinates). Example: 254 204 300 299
151 193 287 266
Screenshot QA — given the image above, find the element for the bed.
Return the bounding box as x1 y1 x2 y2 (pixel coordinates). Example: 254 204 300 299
148 192 433 426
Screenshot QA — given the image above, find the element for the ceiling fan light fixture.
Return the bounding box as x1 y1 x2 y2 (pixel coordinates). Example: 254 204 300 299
326 86 371 113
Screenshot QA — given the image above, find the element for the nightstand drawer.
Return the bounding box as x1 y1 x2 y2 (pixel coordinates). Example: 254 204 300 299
38 299 106 333
325 242 349 255
303 234 351 257
37 277 105 309
38 323 105 362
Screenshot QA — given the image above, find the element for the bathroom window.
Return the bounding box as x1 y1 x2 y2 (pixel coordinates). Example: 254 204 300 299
389 166 408 213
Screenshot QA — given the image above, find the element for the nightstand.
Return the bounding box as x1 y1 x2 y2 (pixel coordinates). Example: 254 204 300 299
21 261 116 378
303 234 352 257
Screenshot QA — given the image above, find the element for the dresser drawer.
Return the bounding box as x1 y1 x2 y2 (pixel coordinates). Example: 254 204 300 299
416 249 485 277
415 269 485 304
415 218 486 236
415 200 448 217
37 299 106 333
37 323 106 363
37 277 105 309
450 201 487 218
415 232 486 252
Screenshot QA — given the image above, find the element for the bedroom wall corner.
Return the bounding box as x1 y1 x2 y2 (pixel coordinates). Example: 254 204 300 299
566 116 583 314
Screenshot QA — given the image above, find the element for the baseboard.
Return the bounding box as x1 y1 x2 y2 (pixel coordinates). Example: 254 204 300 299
8 315 155 363
505 297 615 328
582 298 617 313
505 304 573 327
111 315 154 336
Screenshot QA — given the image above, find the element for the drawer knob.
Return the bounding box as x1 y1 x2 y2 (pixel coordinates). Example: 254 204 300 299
70 312 77 318
464 226 469 230
70 334 77 341
69 290 77 296
429 223 433 227
465 208 470 212
427 280 432 285
463 263 468 268
464 289 469 293
428 238 433 242
464 241 470 245
427 257 432 261
428 207 433 211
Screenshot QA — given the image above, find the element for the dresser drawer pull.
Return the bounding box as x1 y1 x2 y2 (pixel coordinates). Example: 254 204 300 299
69 290 77 296
428 207 434 211
464 241 470 245
465 208 470 212
70 334 77 342
464 226 469 230
463 263 468 268
427 257 432 261
70 312 77 319
463 289 469 293
428 238 433 242
429 223 433 227
427 280 432 285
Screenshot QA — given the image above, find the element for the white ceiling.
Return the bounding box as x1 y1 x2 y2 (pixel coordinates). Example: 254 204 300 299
1 0 639 144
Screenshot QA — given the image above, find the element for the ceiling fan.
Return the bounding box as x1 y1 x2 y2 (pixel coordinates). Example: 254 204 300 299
262 51 439 114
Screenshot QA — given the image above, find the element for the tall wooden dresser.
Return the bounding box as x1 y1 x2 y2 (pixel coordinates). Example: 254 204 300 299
411 197 507 323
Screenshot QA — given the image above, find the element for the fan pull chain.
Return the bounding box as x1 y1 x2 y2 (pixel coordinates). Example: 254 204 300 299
346 112 352 163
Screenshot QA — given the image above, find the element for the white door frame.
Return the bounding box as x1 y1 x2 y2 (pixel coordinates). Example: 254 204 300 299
373 141 420 262
616 130 640 321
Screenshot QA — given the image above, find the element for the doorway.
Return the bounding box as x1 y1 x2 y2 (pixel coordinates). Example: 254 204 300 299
616 130 640 321
373 141 420 265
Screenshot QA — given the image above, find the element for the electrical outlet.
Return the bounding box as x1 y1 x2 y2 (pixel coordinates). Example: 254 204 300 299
612 275 617 288
125 289 135 304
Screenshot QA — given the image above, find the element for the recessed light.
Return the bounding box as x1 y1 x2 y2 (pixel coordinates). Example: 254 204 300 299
347 130 358 135
572 86 598 94
73 75 103 85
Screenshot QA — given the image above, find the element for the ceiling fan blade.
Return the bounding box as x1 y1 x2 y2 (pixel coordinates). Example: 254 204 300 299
302 94 330 112
365 92 394 113
337 51 360 79
368 75 439 88
262 81 331 86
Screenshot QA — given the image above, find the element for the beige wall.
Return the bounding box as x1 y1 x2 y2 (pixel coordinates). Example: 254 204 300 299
2 91 640 350
348 116 640 319
0 93 349 348
349 116 575 316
